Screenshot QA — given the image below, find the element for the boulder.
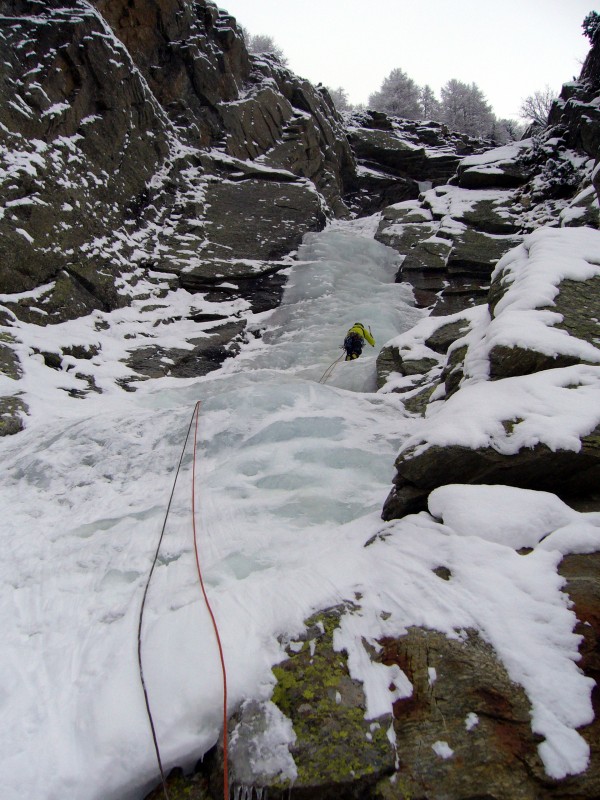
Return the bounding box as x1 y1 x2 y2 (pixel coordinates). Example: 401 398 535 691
429 280 489 316
125 321 245 380
382 427 600 520
446 229 521 276
455 141 534 189
460 197 522 235
424 319 471 353
376 345 406 390
0 337 22 379
266 606 396 796
373 628 546 800
488 264 600 380
0 395 28 436
376 222 438 257
401 237 453 273
202 605 396 799
382 228 600 520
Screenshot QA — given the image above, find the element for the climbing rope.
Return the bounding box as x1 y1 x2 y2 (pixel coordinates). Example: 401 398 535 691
190 402 229 800
318 352 345 384
137 401 229 800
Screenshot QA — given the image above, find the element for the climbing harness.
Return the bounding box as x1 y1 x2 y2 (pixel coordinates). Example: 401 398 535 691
137 401 229 800
343 332 363 360
318 353 345 383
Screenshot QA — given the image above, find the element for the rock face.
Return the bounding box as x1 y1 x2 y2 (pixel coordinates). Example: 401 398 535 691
369 35 600 798
375 183 522 316
374 41 600 623
380 226 600 521
153 594 600 800
2 6 600 800
226 607 396 798
376 628 548 800
374 42 600 317
0 0 492 434
344 111 489 214
0 0 339 314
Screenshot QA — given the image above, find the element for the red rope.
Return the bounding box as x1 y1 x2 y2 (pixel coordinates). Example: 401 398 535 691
139 404 200 800
191 401 229 799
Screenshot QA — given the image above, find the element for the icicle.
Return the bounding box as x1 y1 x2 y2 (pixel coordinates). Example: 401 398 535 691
234 786 253 800
231 781 270 800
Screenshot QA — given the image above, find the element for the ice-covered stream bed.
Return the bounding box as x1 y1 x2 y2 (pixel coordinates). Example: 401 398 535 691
0 220 596 799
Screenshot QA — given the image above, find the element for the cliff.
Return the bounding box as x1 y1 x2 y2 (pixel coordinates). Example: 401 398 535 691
1 4 599 800
0 0 490 431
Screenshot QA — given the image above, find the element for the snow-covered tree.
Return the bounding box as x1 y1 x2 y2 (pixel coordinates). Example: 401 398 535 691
368 68 422 119
440 79 494 137
246 33 288 65
420 84 441 120
327 86 351 112
489 118 525 144
519 86 556 129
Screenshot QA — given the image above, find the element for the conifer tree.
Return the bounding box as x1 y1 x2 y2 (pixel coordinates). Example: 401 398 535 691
368 68 422 119
244 32 288 65
440 79 494 137
420 85 441 120
327 86 351 112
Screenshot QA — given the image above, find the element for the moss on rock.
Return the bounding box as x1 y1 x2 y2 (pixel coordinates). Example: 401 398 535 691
0 395 28 436
268 605 396 796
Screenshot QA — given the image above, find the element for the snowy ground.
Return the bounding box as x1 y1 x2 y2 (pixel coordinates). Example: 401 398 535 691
0 219 598 799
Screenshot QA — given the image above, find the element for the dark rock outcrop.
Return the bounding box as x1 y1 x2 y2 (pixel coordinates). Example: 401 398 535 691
0 0 356 417
375 628 547 800
554 552 600 800
230 606 395 798
345 111 490 215
150 599 600 800
0 0 519 429
0 0 345 322
375 28 600 318
381 226 600 521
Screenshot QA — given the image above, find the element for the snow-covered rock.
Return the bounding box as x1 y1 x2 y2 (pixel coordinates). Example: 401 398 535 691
382 226 600 520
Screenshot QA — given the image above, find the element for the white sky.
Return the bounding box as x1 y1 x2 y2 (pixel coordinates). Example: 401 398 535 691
219 0 597 120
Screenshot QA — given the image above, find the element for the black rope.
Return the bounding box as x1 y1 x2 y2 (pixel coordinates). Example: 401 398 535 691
137 402 200 800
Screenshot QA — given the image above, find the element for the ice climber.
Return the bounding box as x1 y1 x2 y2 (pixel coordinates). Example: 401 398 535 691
343 322 375 360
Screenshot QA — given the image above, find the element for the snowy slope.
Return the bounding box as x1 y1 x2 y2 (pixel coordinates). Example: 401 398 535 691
0 219 597 799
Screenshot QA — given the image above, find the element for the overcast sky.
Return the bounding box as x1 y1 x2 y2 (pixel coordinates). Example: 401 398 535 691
219 0 596 120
